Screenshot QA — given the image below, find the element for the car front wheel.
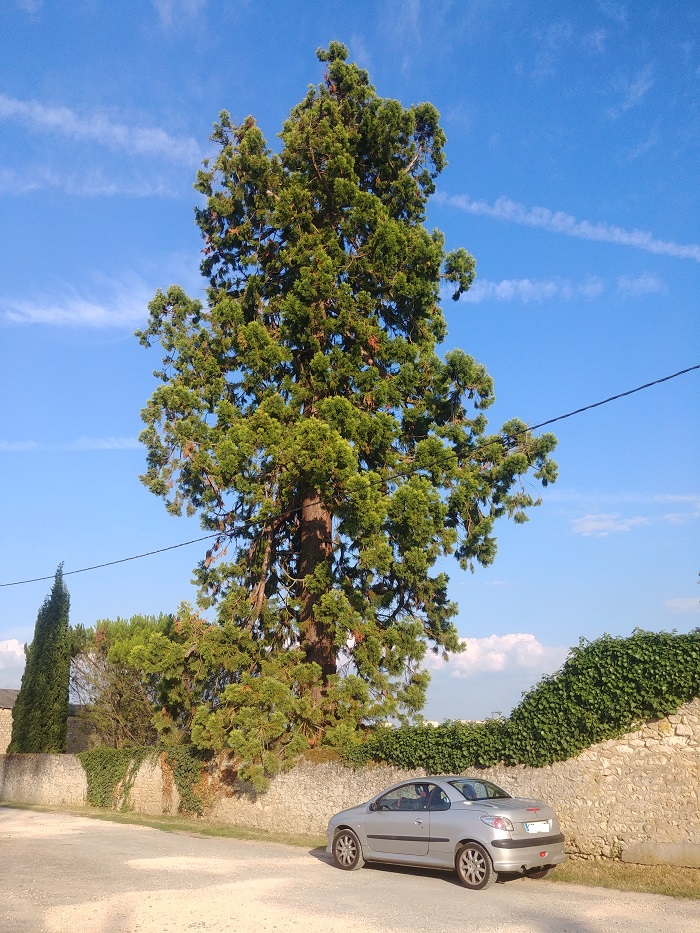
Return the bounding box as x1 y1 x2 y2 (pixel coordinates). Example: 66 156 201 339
332 828 365 871
455 842 496 890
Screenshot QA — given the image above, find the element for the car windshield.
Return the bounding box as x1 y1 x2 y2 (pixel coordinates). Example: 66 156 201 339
449 779 512 802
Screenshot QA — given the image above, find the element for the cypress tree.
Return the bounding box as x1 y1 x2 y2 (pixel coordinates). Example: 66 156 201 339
8 565 71 753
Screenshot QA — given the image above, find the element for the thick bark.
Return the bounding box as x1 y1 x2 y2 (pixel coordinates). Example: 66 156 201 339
297 489 336 682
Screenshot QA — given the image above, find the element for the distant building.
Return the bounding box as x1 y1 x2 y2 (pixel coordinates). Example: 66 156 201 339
0 689 18 753
0 688 91 754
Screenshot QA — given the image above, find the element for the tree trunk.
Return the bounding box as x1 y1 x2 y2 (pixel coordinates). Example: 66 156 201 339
298 488 336 683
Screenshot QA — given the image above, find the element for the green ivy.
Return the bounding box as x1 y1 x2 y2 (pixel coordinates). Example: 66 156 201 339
78 744 213 816
78 746 151 808
163 745 213 816
348 629 700 771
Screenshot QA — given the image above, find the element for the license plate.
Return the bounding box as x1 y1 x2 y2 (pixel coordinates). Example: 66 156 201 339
524 820 550 833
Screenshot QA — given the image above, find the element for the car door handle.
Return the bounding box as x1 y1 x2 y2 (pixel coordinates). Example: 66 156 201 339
415 819 423 825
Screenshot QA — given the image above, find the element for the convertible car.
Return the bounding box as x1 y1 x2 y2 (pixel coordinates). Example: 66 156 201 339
326 776 567 890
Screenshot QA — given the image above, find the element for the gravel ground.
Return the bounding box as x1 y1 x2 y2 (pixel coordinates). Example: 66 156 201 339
2 807 699 932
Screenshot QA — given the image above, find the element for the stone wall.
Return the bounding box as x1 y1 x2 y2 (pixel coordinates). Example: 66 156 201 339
207 699 700 861
0 709 12 755
0 753 87 807
1 699 698 865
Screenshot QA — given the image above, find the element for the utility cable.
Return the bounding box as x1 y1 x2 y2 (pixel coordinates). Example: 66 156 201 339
1 363 697 588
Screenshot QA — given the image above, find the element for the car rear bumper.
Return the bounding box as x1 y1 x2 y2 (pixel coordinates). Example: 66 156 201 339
489 834 567 872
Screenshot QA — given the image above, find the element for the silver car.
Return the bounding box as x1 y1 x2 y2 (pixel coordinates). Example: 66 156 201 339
326 776 567 890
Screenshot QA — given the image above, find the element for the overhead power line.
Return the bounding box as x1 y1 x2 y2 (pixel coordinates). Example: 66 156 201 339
2 363 698 589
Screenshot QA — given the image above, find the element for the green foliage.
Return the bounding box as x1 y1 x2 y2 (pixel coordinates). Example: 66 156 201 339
78 744 212 815
350 630 700 770
78 746 151 808
164 745 213 815
70 614 173 748
126 604 373 790
344 717 507 771
136 41 557 730
9 566 71 754
505 628 700 767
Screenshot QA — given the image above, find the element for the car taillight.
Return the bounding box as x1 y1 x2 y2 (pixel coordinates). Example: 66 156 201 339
480 815 514 832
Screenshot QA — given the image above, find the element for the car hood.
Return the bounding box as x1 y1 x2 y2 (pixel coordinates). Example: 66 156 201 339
327 802 368 825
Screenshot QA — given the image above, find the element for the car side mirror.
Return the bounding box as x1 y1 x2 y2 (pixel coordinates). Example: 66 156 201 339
368 802 377 812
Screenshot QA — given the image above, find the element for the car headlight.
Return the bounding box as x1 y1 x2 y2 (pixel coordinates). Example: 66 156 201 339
480 815 514 832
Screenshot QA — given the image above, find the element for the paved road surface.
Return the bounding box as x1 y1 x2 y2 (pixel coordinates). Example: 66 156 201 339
1 807 698 932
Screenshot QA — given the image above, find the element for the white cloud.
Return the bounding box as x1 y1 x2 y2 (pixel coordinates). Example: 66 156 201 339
463 276 604 303
0 94 201 165
550 491 700 508
616 273 664 296
609 65 655 117
440 193 700 262
663 598 700 614
663 512 698 526
0 165 42 195
571 512 650 537
654 494 700 507
70 437 140 451
627 121 661 161
460 273 665 304
0 437 139 452
425 633 568 678
0 440 41 452
153 0 207 29
2 275 153 328
599 2 627 25
583 28 607 54
0 639 25 688
0 164 177 198
531 21 574 78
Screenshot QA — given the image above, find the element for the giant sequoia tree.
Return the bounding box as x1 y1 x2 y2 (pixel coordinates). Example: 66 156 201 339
138 43 557 725
9 565 71 753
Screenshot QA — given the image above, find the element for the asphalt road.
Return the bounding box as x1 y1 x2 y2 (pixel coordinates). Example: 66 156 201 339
1 807 699 933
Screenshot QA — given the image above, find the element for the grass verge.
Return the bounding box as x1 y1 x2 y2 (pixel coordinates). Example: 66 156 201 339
2 802 698 899
547 857 700 900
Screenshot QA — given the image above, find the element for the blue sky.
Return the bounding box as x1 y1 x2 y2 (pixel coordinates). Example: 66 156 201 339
1 0 698 722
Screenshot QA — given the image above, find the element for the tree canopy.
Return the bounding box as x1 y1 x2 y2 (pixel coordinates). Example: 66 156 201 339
9 565 71 753
137 42 557 738
70 614 173 748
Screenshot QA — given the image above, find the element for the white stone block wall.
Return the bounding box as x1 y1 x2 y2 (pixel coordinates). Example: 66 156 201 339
0 698 698 861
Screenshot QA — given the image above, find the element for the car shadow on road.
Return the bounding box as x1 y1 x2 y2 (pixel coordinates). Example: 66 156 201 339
307 845 535 889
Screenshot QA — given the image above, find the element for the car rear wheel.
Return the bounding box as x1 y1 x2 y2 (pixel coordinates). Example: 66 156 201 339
455 842 496 890
332 829 365 871
527 866 555 879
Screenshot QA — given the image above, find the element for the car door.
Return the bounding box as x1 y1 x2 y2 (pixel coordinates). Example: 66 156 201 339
363 782 431 857
425 785 456 863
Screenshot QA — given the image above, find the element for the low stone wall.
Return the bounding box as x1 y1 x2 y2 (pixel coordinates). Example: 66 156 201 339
1 699 698 866
0 753 87 807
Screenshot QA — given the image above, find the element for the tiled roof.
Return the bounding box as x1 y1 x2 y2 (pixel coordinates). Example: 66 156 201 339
0 689 82 716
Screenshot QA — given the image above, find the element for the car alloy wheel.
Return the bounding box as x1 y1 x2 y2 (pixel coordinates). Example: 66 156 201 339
332 829 365 871
455 842 496 890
